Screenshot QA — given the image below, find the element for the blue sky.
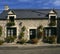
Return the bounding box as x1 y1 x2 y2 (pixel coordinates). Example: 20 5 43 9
0 0 60 12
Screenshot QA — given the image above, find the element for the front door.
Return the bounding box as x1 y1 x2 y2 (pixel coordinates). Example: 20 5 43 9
7 27 17 37
29 29 36 39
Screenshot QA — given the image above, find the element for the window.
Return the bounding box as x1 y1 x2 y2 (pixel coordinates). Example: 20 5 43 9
44 27 57 36
50 16 56 22
9 16 14 22
50 16 56 19
49 16 56 26
8 29 10 36
30 30 33 35
7 28 17 37
7 29 13 36
29 29 36 39
45 29 49 36
11 30 13 36
49 29 51 36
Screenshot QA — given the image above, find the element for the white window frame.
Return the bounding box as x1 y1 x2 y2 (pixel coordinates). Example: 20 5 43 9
45 30 47 37
49 29 51 37
8 29 10 36
7 15 16 20
28 27 37 40
48 11 57 24
11 29 13 36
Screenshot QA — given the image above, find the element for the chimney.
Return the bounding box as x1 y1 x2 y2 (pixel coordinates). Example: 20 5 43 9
4 5 9 10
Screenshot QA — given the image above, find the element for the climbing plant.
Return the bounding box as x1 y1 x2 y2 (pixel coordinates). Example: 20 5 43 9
18 26 26 39
37 25 43 39
0 26 2 37
17 26 26 44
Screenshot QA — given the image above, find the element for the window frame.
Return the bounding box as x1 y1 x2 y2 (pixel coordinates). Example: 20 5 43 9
7 27 17 37
9 16 14 22
44 27 57 37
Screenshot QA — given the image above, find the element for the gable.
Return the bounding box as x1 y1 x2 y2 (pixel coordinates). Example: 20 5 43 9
49 10 56 14
8 11 15 15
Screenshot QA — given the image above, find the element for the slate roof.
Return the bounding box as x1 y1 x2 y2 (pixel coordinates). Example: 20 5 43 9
0 9 60 19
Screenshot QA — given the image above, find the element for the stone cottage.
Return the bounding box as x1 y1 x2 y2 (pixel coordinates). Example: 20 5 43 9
0 6 60 43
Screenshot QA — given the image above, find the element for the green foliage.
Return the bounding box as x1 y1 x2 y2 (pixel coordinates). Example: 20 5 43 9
0 26 2 36
49 21 56 26
48 36 56 43
6 22 15 26
18 26 26 39
17 26 26 44
0 40 4 45
43 35 57 44
31 38 39 44
18 32 24 39
37 25 43 29
5 36 15 43
37 32 43 39
37 25 43 39
21 26 26 32
17 39 27 44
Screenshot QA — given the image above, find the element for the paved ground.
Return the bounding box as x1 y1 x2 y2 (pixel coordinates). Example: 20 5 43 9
1 42 60 47
0 46 60 54
0 43 60 54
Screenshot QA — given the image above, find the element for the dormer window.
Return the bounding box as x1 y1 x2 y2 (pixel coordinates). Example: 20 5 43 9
49 16 56 26
50 16 56 19
48 10 57 26
50 16 56 22
7 10 16 20
9 16 14 22
7 16 15 26
6 9 16 26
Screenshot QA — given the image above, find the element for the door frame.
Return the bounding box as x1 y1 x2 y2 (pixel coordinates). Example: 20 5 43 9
28 27 37 40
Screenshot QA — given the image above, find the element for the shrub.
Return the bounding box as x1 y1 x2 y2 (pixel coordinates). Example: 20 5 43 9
31 38 39 44
20 39 26 44
6 22 15 26
37 25 43 29
0 26 2 37
18 32 24 39
37 32 43 39
43 36 49 43
0 40 4 45
18 26 26 44
48 36 56 44
21 26 26 32
5 36 15 43
18 26 26 39
43 36 57 44
37 25 43 39
13 36 17 39
17 39 26 44
49 21 56 26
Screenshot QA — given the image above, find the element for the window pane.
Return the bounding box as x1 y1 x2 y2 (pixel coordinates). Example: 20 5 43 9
51 28 56 35
9 16 14 22
51 16 56 20
44 27 57 37
11 29 13 36
8 29 10 36
49 29 51 36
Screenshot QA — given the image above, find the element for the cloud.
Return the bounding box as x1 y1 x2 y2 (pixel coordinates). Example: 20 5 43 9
0 1 18 5
18 0 42 3
18 0 32 2
0 0 60 9
53 0 60 6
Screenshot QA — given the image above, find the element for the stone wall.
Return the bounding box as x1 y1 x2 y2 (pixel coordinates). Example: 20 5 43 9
0 19 57 41
15 19 48 40
0 20 7 40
